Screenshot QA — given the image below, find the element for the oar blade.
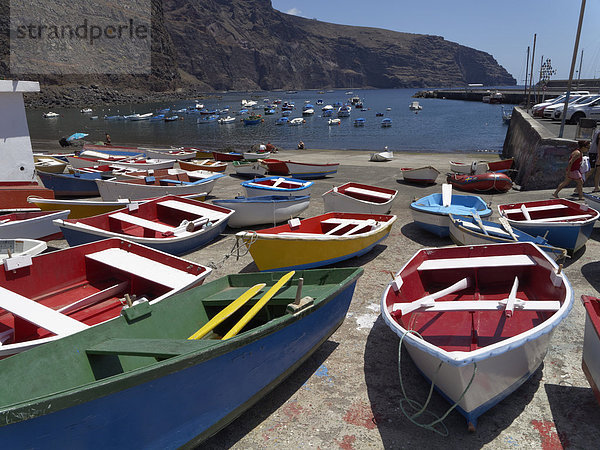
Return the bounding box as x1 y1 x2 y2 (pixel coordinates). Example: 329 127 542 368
188 283 266 340
222 271 295 340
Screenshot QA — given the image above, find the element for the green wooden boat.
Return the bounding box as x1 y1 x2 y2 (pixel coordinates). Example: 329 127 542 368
0 267 363 448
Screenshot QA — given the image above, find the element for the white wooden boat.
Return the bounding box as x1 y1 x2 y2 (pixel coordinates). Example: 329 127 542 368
55 195 233 256
142 148 196 161
581 295 600 406
212 195 311 228
96 172 223 201
450 160 488 175
289 118 305 126
43 112 59 118
242 151 271 161
33 156 67 174
322 182 397 214
382 242 573 428
128 113 153 121
241 177 313 197
400 166 440 184
409 101 422 110
370 150 393 162
284 161 339 179
448 214 567 261
328 118 341 126
109 158 176 171
218 116 236 124
0 210 70 240
233 160 268 178
0 239 47 260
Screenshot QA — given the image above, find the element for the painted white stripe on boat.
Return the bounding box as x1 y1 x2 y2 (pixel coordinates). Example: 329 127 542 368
344 186 393 200
417 254 535 271
502 204 568 214
108 212 173 233
156 199 224 221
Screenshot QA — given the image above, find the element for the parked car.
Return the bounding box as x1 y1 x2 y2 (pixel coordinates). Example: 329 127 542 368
532 91 590 117
542 94 589 119
562 96 600 124
552 95 600 121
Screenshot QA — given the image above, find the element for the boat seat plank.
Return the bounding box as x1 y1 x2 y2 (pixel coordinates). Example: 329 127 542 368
418 254 535 271
157 199 223 221
344 186 393 201
459 220 512 237
0 286 88 335
86 338 218 358
108 212 174 233
529 214 592 222
502 204 569 214
85 248 198 289
322 218 377 235
394 300 561 313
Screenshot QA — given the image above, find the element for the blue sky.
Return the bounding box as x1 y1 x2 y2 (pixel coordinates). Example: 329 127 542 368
271 0 600 84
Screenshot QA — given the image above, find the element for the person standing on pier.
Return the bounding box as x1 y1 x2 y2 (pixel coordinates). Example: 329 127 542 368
552 140 589 200
589 128 600 193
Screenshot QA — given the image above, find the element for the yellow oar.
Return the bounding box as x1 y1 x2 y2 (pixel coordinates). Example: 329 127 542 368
222 271 295 340
188 283 266 340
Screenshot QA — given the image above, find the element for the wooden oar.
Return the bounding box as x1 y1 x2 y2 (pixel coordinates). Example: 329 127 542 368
188 283 266 340
470 211 489 236
498 216 519 241
222 271 295 340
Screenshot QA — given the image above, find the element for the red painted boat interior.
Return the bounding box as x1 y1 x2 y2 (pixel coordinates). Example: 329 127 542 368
487 158 514 171
500 199 597 222
260 159 290 175
252 178 305 189
386 244 565 353
256 212 394 236
0 239 206 350
65 195 230 238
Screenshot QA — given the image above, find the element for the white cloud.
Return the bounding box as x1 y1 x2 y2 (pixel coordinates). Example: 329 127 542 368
285 7 302 16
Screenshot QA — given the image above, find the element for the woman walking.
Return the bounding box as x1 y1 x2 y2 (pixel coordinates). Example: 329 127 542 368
552 140 589 200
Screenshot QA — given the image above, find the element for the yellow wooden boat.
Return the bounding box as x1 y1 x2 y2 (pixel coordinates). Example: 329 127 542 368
236 212 396 271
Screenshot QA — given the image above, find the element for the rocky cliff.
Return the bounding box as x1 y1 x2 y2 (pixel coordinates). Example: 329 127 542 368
1 0 515 106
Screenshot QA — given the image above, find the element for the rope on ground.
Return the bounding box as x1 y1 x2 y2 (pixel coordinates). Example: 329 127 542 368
208 231 258 270
397 329 477 436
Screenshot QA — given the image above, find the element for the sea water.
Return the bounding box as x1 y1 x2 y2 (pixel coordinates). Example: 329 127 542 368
27 88 512 153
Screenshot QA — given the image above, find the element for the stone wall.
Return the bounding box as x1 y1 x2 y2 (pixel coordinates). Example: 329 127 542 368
502 107 579 191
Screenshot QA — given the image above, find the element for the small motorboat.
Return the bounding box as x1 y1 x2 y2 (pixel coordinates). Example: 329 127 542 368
236 212 396 271
197 116 218 124
381 242 573 428
0 267 361 447
0 237 210 358
381 118 392 127
164 115 179 122
218 116 236 124
581 295 600 406
0 239 47 260
276 117 289 125
497 198 599 255
370 149 393 162
241 176 313 197
178 159 227 173
289 118 305 126
448 214 567 261
401 166 440 184
410 184 492 237
43 112 59 118
446 172 513 193
212 195 311 228
328 118 341 126
322 182 397 214
128 113 153 121
0 210 71 240
409 101 422 111
55 195 234 256
232 160 268 178
353 118 365 126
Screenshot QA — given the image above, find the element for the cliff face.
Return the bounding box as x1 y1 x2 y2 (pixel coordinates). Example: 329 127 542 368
163 0 515 90
1 0 515 104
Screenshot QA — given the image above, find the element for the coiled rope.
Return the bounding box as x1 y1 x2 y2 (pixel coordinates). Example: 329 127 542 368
397 329 477 436
208 231 258 270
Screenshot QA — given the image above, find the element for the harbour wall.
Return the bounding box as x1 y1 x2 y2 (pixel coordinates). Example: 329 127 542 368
502 107 578 191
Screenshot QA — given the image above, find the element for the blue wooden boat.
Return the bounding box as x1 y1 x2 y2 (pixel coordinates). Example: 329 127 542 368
55 195 233 256
241 176 313 197
498 198 599 255
353 118 365 126
0 267 363 447
410 189 492 237
37 170 104 197
448 214 567 261
381 118 392 127
276 117 289 125
197 115 218 124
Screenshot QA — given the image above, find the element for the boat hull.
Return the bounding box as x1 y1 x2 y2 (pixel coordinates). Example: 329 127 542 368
0 268 362 448
285 162 339 179
213 196 310 228
96 177 218 201
322 183 397 214
401 167 440 184
38 171 102 197
233 161 268 178
0 210 69 239
447 173 512 193
582 296 600 405
242 177 313 198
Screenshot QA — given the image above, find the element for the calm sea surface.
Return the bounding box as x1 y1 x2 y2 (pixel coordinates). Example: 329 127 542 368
26 88 512 153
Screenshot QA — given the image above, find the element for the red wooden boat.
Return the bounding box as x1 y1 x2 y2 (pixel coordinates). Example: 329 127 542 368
447 172 512 193
212 151 243 162
260 158 290 175
487 158 514 172
0 238 211 357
